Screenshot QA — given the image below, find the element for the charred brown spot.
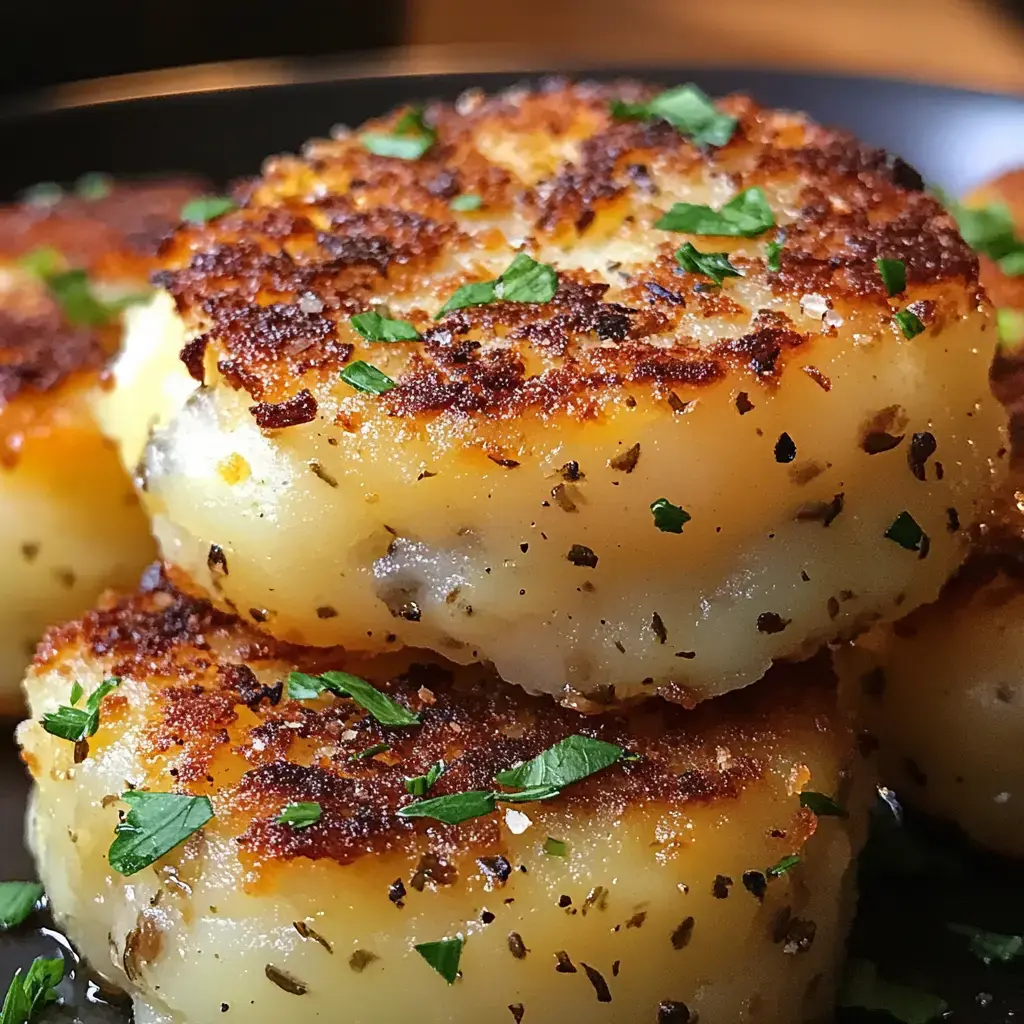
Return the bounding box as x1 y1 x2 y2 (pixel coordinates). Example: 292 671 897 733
735 391 754 414
756 612 790 634
249 389 318 430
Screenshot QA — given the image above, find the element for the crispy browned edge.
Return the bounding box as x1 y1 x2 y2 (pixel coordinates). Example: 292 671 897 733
157 78 979 422
28 565 839 865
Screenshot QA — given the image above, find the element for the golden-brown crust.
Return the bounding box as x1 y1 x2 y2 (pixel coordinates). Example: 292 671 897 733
0 179 204 412
156 79 979 420
33 565 836 866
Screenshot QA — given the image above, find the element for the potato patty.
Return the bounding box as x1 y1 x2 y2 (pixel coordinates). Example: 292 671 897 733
836 548 1024 857
111 80 1006 706
0 180 201 706
19 567 864 1024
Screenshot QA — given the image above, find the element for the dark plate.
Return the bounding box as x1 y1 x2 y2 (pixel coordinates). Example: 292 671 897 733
1 57 1023 1022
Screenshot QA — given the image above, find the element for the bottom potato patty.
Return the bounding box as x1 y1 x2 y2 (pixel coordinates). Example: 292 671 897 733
19 568 864 1024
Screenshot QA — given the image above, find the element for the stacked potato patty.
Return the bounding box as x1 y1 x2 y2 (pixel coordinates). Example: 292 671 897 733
16 80 1008 1023
0 178 201 708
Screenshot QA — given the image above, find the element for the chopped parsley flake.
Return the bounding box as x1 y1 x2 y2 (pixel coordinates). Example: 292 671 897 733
41 677 121 743
495 735 623 789
766 239 783 272
674 242 742 285
655 186 775 237
544 837 569 857
350 310 420 342
287 671 419 725
108 791 214 877
398 790 498 825
894 308 926 339
435 253 558 318
0 884 44 930
885 511 928 553
74 172 112 200
449 193 482 211
180 195 237 224
876 257 907 296
275 802 322 829
405 761 446 797
799 791 848 818
952 200 1024 273
0 956 64 1024
361 106 436 161
339 360 396 395
766 854 801 878
997 307 1024 348
610 83 737 147
414 935 463 984
948 923 1024 964
349 743 390 761
19 250 147 327
650 498 691 534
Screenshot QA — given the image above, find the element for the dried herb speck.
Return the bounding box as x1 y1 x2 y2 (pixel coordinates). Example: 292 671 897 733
742 870 768 901
735 392 754 415
207 544 228 576
609 443 641 473
567 544 598 568
712 875 733 899
774 432 797 463
756 612 790 634
651 612 668 644
907 431 937 481
554 950 577 973
508 932 529 959
348 949 379 973
509 1004 525 1023
670 916 695 950
582 963 612 1002
265 964 308 995
658 1001 692 1023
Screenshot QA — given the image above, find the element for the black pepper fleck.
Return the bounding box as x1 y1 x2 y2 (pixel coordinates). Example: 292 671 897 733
658 1001 692 1023
670 916 695 950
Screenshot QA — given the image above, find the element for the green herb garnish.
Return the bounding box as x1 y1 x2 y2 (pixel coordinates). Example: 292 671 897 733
41 677 121 743
952 201 1024 272
610 84 737 147
766 854 801 878
894 308 926 339
650 498 692 534
766 240 783 272
287 671 419 726
108 791 214 877
655 186 775 237
339 360 396 395
839 960 947 1024
494 735 623 789
449 194 482 211
675 242 742 285
405 760 445 797
19 182 62 208
543 837 569 857
349 743 390 761
876 257 907 296
435 253 558 318
350 310 421 342
180 195 237 224
0 956 64 1024
361 106 436 161
397 790 498 825
74 173 112 201
885 511 927 553
414 935 463 984
799 791 848 818
275 802 322 829
997 308 1024 348
949 923 1024 964
0 884 44 930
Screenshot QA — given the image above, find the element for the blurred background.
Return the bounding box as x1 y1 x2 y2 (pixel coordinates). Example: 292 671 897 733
2 0 1023 98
